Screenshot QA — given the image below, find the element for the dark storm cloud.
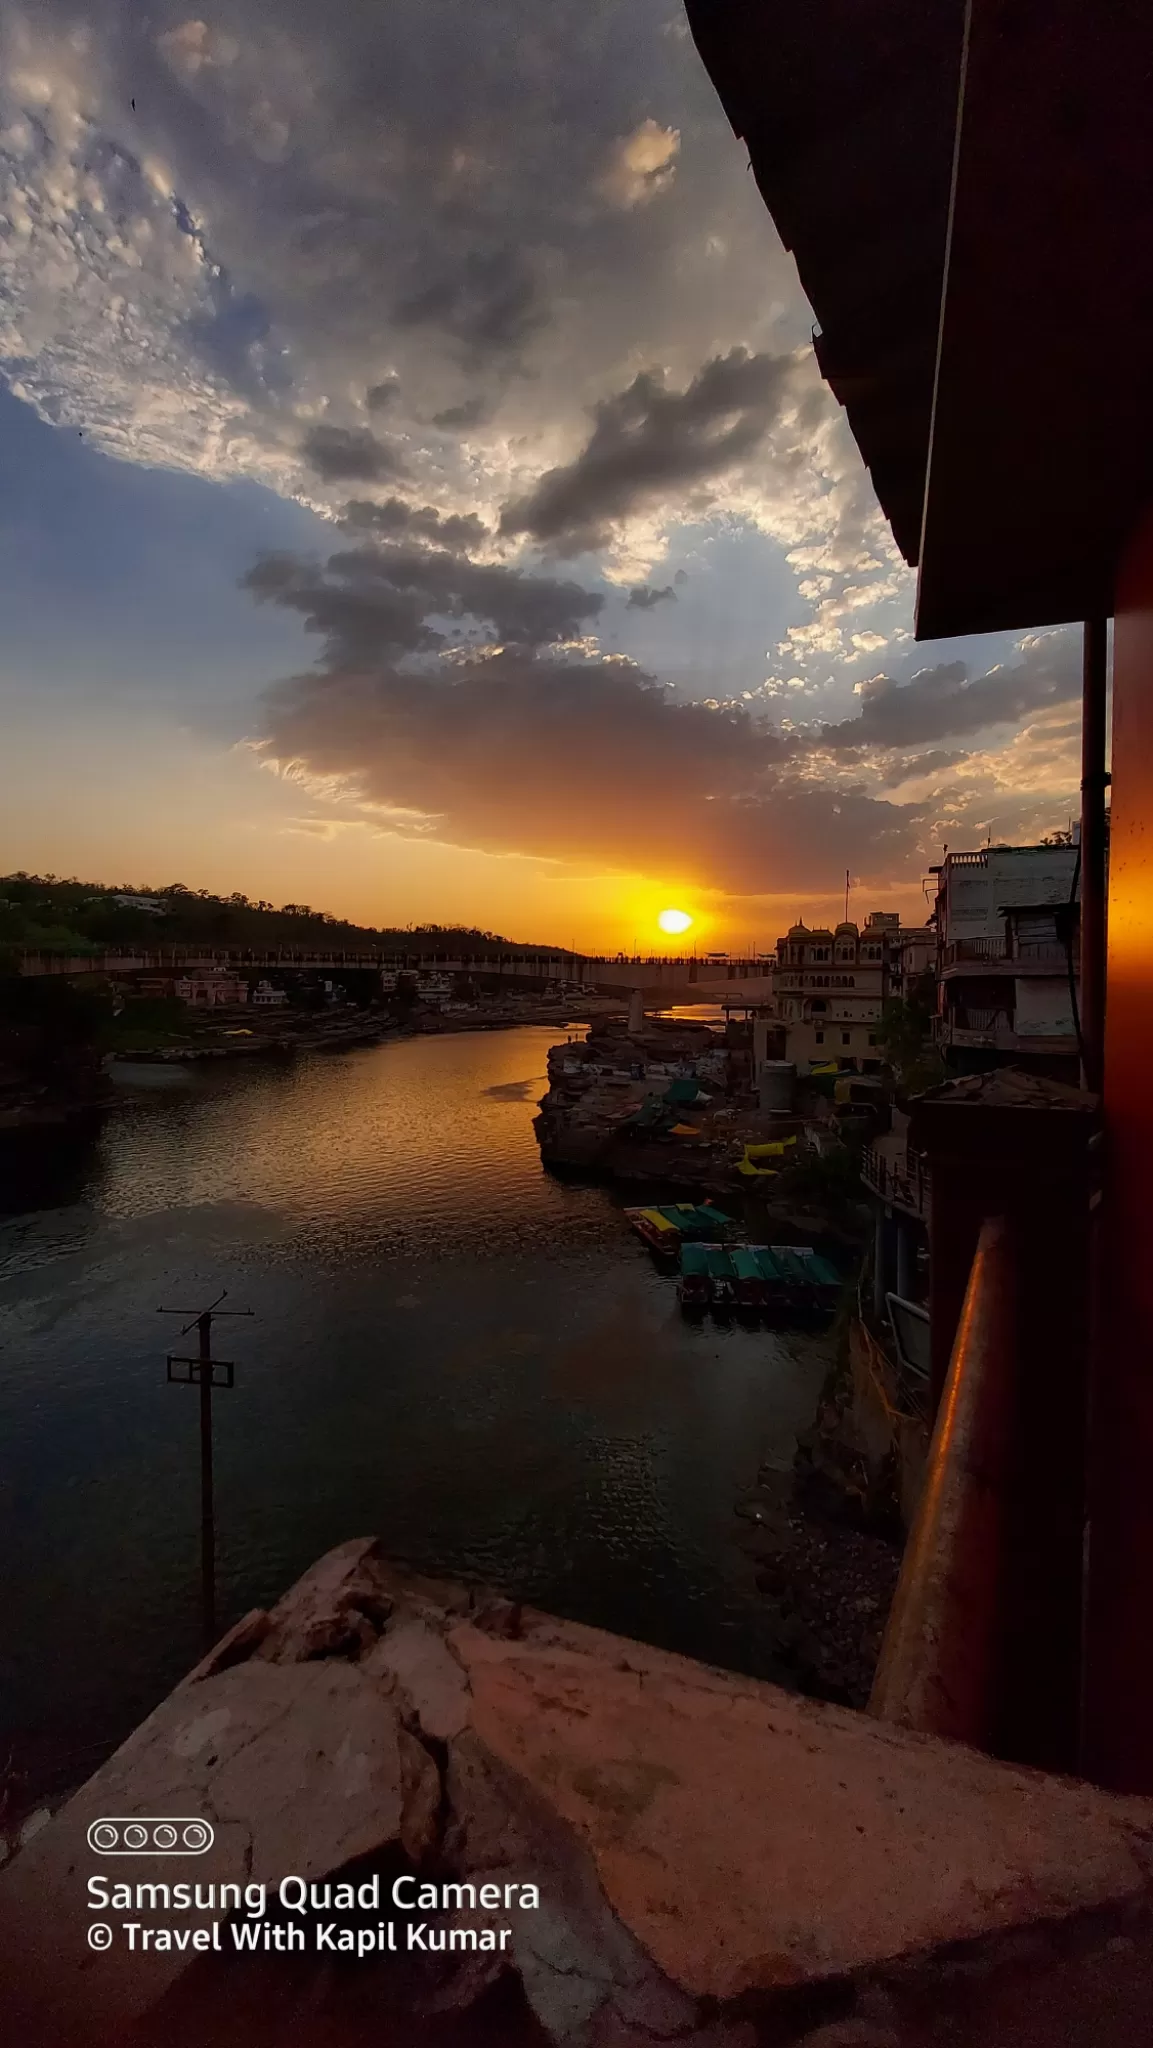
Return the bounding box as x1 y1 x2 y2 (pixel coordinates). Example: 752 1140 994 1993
626 584 676 610
365 378 401 412
343 497 490 554
430 396 493 431
819 637 1081 752
499 348 796 551
251 541 918 891
393 249 545 362
244 543 604 664
301 424 407 483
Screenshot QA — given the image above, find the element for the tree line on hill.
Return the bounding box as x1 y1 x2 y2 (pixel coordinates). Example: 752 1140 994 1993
0 875 560 961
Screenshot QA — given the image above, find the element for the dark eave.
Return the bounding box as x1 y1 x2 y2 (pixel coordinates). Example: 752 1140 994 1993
684 0 965 566
685 0 1153 640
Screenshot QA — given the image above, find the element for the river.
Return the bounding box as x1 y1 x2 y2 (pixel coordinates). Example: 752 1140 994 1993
0 1026 830 1795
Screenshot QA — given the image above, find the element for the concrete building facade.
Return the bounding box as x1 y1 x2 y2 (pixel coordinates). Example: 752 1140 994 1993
933 844 1081 1077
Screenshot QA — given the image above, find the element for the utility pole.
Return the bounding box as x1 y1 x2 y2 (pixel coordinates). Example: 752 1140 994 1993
1080 617 1109 1095
159 1292 252 1650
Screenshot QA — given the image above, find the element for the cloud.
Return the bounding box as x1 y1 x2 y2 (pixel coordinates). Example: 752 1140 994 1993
600 119 680 209
499 348 798 553
819 633 1081 752
251 536 919 893
342 497 490 554
430 396 492 431
301 424 406 482
1 0 1078 898
626 584 676 609
244 542 605 664
393 248 545 362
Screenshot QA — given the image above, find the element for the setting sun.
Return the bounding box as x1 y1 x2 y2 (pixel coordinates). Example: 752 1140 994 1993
657 908 693 936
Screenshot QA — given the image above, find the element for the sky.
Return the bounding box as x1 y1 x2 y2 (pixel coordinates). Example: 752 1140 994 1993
0 1 1085 952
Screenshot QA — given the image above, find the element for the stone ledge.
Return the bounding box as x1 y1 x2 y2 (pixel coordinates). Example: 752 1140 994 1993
2 1538 1152 2048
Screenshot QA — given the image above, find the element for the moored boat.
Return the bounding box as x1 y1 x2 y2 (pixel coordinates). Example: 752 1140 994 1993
751 1245 789 1309
623 1206 681 1255
655 1202 737 1239
767 1244 813 1308
677 1241 711 1310
789 1246 841 1313
704 1244 737 1310
730 1244 768 1311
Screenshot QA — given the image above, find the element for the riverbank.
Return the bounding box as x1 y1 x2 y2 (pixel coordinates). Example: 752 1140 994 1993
106 996 625 1068
534 1012 872 1248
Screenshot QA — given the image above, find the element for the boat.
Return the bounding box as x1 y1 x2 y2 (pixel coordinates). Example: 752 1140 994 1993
751 1245 790 1309
655 1202 737 1239
704 1245 737 1310
677 1241 711 1310
790 1246 841 1312
767 1244 813 1307
623 1206 681 1254
730 1245 768 1310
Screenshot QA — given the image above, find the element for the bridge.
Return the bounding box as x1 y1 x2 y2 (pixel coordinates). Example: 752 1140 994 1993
14 947 776 1005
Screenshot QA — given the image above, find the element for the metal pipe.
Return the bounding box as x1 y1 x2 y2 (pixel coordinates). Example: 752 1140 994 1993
870 1215 1015 1744
1080 618 1110 1094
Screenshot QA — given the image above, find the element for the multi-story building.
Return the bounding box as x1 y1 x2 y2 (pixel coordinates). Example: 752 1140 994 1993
933 843 1080 1079
772 911 898 1071
173 972 249 1008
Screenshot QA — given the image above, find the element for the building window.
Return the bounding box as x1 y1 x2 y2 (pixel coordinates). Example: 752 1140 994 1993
815 1030 824 1045
811 999 826 1012
842 1032 851 1047
867 1033 876 1046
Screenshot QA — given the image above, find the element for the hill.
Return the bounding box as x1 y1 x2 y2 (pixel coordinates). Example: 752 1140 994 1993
0 875 565 960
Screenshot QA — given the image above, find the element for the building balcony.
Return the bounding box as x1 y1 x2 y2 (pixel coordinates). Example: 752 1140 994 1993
942 938 1079 972
861 1135 931 1219
936 1017 1079 1056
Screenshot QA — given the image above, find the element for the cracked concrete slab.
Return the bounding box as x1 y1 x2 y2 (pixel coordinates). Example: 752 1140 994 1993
0 1658 422 2044
364 1615 472 1742
4 1541 1153 2048
448 1610 1153 2002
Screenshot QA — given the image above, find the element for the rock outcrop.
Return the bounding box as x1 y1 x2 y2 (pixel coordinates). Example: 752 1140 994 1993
4 1539 1153 2047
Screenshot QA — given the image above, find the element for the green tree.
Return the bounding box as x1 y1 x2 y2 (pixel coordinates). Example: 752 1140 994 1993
875 972 944 1097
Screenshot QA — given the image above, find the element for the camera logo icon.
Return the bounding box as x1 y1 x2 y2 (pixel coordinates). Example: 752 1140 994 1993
87 1817 214 1856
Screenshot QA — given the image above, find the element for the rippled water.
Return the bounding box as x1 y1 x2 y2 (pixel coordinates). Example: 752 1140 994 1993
0 1028 829 1785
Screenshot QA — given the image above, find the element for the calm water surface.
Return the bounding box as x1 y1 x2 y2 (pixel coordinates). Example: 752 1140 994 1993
0 1028 828 1782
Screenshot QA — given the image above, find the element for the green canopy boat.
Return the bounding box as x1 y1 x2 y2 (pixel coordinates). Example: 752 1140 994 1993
677 1241 711 1309
791 1246 841 1307
730 1245 768 1309
704 1245 736 1308
656 1203 736 1239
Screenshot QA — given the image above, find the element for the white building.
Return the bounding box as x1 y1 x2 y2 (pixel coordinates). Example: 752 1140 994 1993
933 843 1080 1075
251 980 288 1008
